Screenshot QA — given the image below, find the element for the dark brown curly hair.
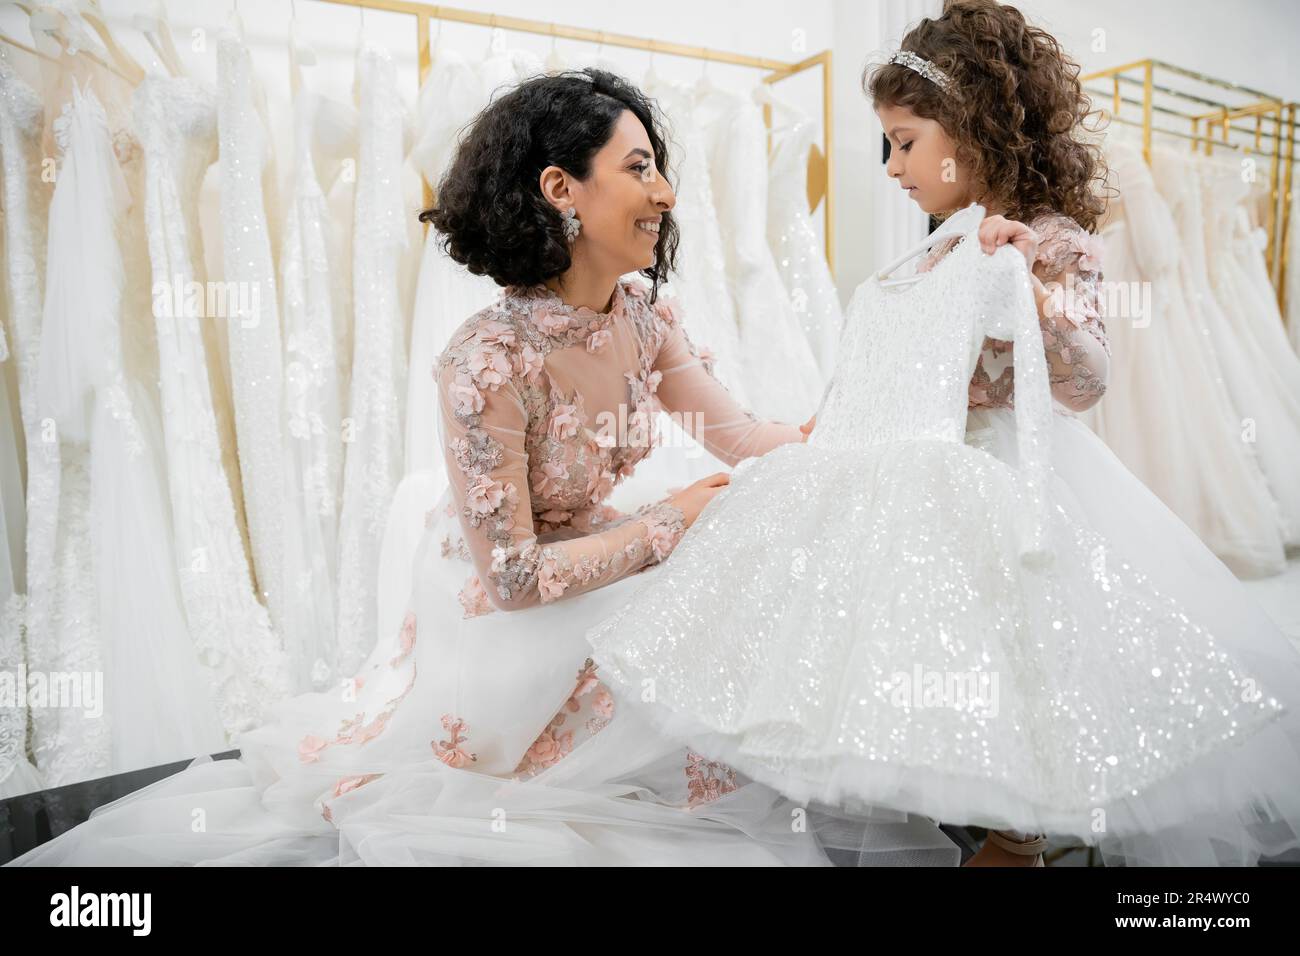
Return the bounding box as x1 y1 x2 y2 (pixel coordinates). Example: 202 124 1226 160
866 0 1108 231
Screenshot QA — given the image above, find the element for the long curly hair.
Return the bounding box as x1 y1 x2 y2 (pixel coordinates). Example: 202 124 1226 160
866 0 1108 231
421 68 678 302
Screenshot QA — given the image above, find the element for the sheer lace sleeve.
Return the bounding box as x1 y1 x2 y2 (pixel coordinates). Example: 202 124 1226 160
437 340 686 614
649 295 805 466
968 215 1109 414
1033 215 1109 412
980 245 1054 570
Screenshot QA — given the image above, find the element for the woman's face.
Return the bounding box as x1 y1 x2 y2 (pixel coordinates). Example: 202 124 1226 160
876 103 973 216
544 109 676 276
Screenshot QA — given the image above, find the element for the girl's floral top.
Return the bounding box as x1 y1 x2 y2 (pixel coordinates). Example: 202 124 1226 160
920 212 1109 413
434 277 805 615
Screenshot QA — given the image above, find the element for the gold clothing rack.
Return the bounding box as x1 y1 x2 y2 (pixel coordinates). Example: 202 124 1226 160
319 0 837 273
1082 58 1297 317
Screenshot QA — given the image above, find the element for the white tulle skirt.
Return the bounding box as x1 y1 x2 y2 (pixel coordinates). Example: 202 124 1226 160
6 485 960 866
588 408 1300 866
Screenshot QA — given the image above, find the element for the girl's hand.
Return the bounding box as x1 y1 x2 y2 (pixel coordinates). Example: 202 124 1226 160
668 472 731 529
978 215 1039 273
799 414 816 443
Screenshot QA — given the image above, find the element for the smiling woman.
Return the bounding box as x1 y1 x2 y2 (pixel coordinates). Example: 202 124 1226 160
421 68 680 306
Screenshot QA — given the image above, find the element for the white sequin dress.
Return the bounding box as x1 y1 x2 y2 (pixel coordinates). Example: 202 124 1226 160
588 218 1300 866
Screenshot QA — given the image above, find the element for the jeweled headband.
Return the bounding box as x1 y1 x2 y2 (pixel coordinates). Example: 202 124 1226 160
888 50 957 96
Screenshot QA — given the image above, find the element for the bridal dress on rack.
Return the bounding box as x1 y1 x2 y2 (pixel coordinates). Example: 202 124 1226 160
375 43 501 651
601 67 738 516
1151 147 1300 554
278 20 357 688
134 68 292 737
218 29 333 692
696 81 824 425
335 43 408 676
0 56 43 798
6 273 958 867
39 67 228 782
590 207 1300 867
1080 139 1287 577
1197 153 1300 547
757 86 843 380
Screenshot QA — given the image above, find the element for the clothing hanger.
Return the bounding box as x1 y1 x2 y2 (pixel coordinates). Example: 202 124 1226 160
131 0 187 78
544 23 565 73
0 29 62 67
23 2 133 83
288 0 314 97
72 0 146 84
876 202 985 288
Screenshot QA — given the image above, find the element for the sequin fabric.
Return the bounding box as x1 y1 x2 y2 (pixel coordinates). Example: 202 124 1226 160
588 229 1285 826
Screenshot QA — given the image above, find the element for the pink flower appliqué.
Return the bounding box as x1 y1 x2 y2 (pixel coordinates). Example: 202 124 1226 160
332 773 383 798
537 555 569 603
591 687 614 719
531 306 571 336
466 343 512 390
513 343 545 385
645 521 679 562
298 734 330 763
586 328 613 353
652 297 681 327
449 372 484 416
389 611 418 665
531 460 569 498
433 714 477 768
465 472 508 515
548 402 582 442
685 751 739 808
1075 232 1104 273
458 575 494 618
521 728 574 771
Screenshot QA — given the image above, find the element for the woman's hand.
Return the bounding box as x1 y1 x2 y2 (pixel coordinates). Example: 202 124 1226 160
978 215 1039 273
668 472 731 529
799 414 816 443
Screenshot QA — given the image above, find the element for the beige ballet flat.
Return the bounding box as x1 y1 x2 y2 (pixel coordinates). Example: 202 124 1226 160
986 829 1047 867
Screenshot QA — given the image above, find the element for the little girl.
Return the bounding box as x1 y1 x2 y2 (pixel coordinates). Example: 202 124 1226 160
589 0 1300 868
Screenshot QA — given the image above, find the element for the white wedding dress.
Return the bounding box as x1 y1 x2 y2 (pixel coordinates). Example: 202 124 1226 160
334 44 408 677
277 29 357 689
218 30 334 692
759 87 843 380
1152 147 1300 552
375 44 501 652
696 83 824 424
1197 154 1300 546
589 207 1300 866
1083 140 1287 577
0 56 48 797
134 71 292 736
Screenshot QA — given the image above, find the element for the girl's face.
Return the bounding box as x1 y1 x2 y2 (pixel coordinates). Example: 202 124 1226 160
555 110 677 276
876 103 975 216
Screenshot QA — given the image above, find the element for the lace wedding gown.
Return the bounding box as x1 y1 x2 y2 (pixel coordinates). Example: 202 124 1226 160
0 57 48 797
278 35 358 688
6 275 959 866
696 84 824 424
333 44 409 678
760 89 843 380
376 44 503 652
134 71 291 736
589 208 1300 866
1080 140 1286 577
1152 147 1299 553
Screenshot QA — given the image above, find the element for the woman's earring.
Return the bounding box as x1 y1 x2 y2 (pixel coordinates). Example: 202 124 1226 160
562 206 581 242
